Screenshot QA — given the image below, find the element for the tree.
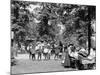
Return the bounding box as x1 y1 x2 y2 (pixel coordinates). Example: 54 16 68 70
11 1 96 50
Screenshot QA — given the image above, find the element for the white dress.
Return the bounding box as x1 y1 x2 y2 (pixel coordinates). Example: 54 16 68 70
82 48 96 64
44 48 49 53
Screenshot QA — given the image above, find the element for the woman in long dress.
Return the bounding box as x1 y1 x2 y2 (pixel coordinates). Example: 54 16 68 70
63 46 71 68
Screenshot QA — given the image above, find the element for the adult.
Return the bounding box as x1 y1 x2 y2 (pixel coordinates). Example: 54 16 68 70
81 48 96 69
62 45 71 68
78 47 89 70
68 45 79 68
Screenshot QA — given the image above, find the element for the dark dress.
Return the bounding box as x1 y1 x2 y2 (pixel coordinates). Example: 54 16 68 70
63 49 71 68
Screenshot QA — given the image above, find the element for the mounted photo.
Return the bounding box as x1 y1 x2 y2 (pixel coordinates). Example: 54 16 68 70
11 0 96 74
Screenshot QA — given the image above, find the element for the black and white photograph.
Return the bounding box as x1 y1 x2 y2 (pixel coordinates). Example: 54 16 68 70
11 0 96 74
